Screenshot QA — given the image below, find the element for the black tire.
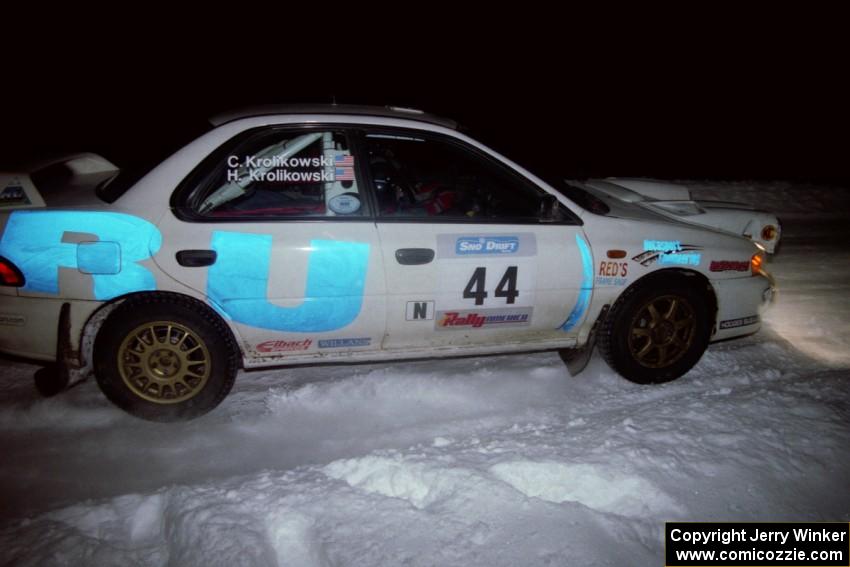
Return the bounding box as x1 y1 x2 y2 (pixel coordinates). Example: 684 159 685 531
93 293 238 421
598 277 711 384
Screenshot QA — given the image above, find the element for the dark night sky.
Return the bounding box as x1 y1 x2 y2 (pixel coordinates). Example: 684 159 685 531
2 17 848 186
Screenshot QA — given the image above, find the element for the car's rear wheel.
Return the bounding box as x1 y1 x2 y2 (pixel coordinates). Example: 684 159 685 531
94 294 238 421
598 278 711 384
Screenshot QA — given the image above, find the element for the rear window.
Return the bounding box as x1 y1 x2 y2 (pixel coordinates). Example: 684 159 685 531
30 163 74 195
95 164 153 204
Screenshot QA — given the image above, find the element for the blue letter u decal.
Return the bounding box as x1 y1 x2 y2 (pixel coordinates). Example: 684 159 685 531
207 231 369 333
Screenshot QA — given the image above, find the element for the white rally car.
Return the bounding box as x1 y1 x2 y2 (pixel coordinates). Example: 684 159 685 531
0 105 775 421
569 178 781 253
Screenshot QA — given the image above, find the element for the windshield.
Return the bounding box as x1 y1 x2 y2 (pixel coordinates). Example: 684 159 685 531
552 181 611 215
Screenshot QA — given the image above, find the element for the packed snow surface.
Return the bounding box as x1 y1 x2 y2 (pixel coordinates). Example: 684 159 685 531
1 182 848 566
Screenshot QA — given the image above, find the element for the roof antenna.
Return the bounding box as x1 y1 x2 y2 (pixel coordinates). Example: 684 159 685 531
331 94 337 106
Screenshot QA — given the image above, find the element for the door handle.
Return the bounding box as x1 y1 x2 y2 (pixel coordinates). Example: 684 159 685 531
395 248 435 265
176 249 217 267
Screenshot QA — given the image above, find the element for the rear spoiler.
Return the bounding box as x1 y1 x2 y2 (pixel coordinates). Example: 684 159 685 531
1 153 118 210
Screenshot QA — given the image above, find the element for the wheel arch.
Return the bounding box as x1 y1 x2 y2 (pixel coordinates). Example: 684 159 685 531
78 291 242 378
617 268 718 334
597 267 718 384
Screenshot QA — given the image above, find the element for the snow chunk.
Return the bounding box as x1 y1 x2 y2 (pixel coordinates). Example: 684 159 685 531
162 498 279 567
323 455 484 509
50 492 165 544
490 461 681 517
267 511 331 567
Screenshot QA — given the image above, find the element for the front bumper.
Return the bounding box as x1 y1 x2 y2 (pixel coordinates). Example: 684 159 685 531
711 272 775 342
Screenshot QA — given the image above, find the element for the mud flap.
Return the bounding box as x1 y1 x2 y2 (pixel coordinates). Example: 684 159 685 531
33 302 72 396
559 304 609 376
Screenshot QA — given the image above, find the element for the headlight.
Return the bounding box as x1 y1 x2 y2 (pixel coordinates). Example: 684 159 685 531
761 225 778 241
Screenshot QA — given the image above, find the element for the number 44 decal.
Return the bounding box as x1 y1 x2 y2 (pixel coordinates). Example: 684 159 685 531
463 266 519 305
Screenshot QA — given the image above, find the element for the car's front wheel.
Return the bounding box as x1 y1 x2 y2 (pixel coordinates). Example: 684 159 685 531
93 293 238 421
598 278 711 384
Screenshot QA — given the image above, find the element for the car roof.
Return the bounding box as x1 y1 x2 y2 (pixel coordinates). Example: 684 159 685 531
209 104 459 130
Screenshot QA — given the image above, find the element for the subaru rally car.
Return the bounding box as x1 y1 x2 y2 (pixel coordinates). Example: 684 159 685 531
569 178 782 253
0 105 775 421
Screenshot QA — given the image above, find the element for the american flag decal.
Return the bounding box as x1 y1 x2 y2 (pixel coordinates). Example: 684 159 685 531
335 167 354 181
335 154 354 167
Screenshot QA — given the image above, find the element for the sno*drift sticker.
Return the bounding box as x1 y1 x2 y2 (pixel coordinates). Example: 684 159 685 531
456 236 519 255
436 233 537 258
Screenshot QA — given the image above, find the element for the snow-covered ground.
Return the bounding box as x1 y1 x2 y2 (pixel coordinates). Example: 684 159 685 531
1 182 849 566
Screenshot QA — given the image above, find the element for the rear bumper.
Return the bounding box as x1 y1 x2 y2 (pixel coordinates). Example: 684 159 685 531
0 296 102 363
711 273 775 342
0 295 64 361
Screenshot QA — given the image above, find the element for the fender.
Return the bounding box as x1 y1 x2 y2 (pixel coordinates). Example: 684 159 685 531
0 210 161 300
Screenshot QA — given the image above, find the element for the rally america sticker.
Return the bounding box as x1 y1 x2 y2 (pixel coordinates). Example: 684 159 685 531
435 307 533 330
436 233 537 258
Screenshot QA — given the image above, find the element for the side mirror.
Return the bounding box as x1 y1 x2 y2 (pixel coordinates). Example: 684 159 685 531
538 194 559 222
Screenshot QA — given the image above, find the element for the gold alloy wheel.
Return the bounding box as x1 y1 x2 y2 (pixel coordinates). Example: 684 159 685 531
627 294 696 369
117 321 211 404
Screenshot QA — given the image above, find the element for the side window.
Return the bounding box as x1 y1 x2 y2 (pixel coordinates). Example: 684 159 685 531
186 129 366 218
365 133 556 221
